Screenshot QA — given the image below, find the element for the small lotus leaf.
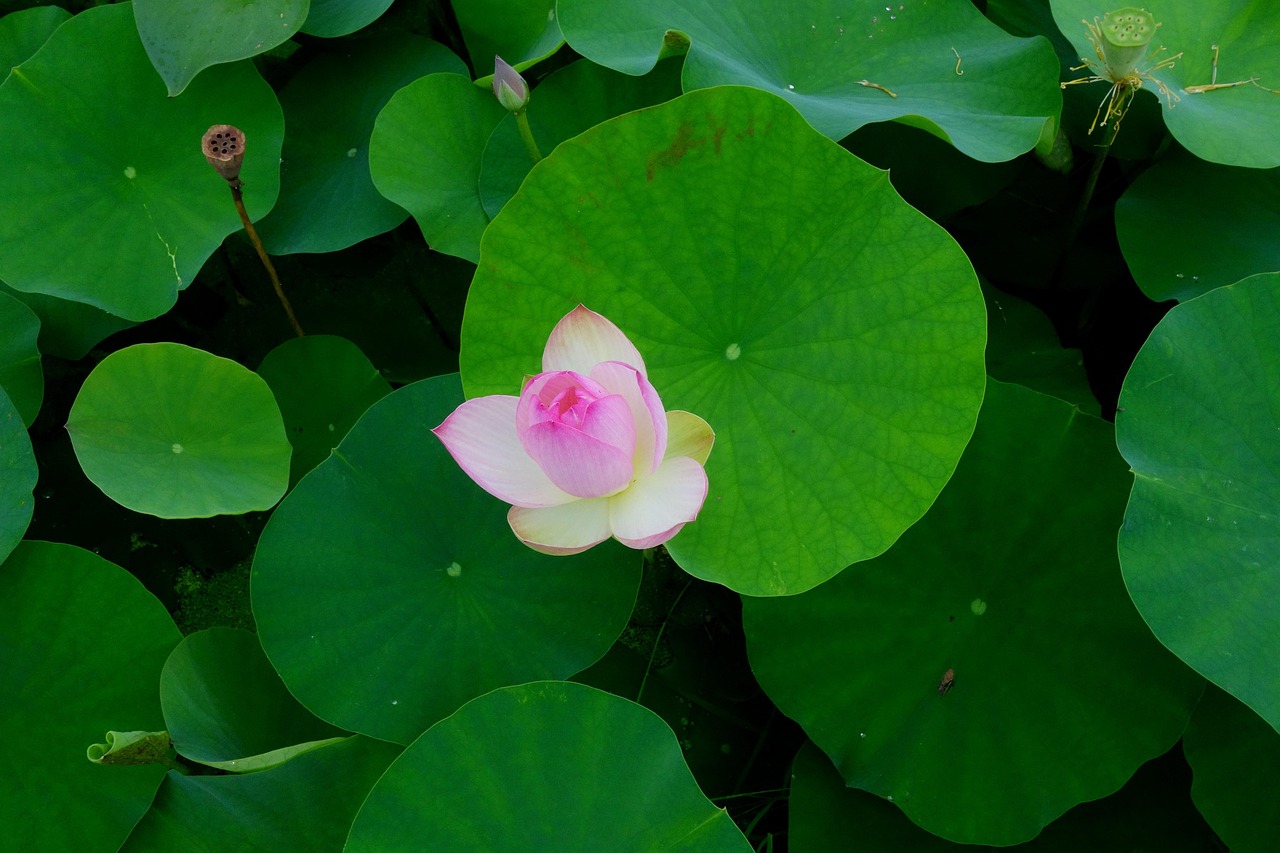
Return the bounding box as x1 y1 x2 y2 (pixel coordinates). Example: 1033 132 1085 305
66 343 291 518
369 73 509 262
453 0 564 68
346 681 751 851
1116 150 1280 302
1117 273 1280 731
256 34 466 255
256 335 391 486
134 0 309 96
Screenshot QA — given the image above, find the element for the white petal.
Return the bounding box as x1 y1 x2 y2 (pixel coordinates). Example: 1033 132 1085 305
432 396 574 508
509 499 611 555
590 361 668 476
608 456 708 548
543 305 646 375
664 410 715 465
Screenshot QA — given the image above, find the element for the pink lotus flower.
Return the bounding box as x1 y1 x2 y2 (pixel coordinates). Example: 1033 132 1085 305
491 56 529 113
433 306 714 555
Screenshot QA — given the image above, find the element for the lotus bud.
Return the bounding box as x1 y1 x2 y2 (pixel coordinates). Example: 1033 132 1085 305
202 124 245 186
492 56 529 113
1098 8 1158 79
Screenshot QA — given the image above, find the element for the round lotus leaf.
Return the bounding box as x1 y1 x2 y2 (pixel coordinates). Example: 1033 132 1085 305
1051 0 1280 168
479 56 683 218
160 627 347 769
0 541 180 852
0 385 36 565
0 4 284 322
789 739 1217 851
66 343 291 518
1183 685 1280 851
256 34 466 255
0 5 69 71
453 0 563 68
369 73 509 263
743 381 1203 845
134 0 308 97
1116 151 1280 303
461 85 987 596
557 0 1061 162
1117 273 1280 731
256 334 391 486
251 374 641 745
346 681 750 851
302 0 394 38
125 735 401 851
0 289 42 426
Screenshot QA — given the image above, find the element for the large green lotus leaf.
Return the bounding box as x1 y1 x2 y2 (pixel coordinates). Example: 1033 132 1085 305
0 386 36 564
0 541 180 852
124 735 401 852
1116 150 1279 302
0 290 42 426
134 0 309 97
1051 0 1280 168
983 282 1097 415
301 0 394 38
0 4 69 72
789 739 1217 851
369 73 509 263
0 281 134 361
479 56 684 218
251 374 640 745
461 86 987 596
1116 273 1280 730
346 681 750 851
743 381 1203 845
160 627 347 769
454 0 562 69
1183 685 1280 851
556 0 1061 162
256 334 391 486
0 4 284 322
66 343 291 518
256 34 465 255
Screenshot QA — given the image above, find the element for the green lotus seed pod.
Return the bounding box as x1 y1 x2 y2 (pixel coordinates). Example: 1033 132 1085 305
1099 8 1158 78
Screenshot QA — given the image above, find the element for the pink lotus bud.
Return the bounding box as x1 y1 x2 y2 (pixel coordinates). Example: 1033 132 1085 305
432 306 715 555
492 56 529 112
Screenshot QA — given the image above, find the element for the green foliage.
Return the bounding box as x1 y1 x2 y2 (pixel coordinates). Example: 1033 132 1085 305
67 343 292 518
1117 273 1280 732
4 0 1278 846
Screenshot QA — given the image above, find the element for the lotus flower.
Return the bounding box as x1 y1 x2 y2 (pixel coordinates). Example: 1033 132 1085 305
492 56 529 113
433 306 714 555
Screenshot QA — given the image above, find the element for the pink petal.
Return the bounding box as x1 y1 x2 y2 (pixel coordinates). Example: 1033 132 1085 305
509 499 611 555
432 396 575 508
543 305 647 375
516 370 612 433
520 392 636 497
608 456 708 549
664 411 714 465
590 361 668 476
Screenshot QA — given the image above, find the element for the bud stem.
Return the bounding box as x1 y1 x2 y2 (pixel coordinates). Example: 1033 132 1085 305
515 110 542 165
229 185 304 337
